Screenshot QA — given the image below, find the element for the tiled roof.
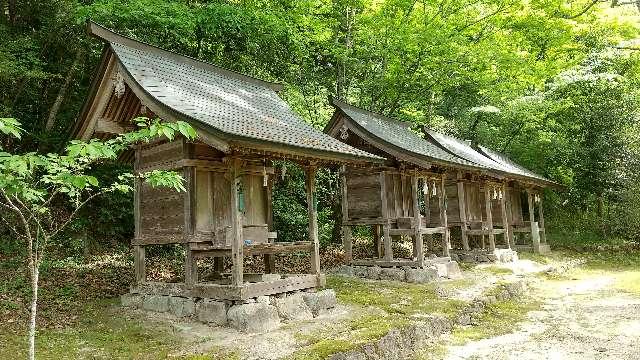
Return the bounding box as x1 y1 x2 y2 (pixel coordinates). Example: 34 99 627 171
477 145 550 183
89 22 382 162
329 99 481 169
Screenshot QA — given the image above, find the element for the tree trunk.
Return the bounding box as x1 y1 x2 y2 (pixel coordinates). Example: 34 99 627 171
45 48 83 131
28 266 39 360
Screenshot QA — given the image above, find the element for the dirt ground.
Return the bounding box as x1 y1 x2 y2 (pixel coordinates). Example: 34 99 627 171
443 264 640 360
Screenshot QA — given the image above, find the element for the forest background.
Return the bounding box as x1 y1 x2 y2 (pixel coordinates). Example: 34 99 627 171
3 0 640 255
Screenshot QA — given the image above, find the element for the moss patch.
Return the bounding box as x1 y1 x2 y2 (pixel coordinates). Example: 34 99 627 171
451 298 541 345
0 299 227 360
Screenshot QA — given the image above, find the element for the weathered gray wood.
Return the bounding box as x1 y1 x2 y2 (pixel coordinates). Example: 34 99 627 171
240 274 320 299
538 192 546 243
457 172 469 251
373 224 381 258
505 187 516 248
306 166 320 275
263 254 275 273
133 281 242 300
341 166 352 263
184 245 197 285
380 171 393 261
133 245 145 284
484 183 496 251
230 158 244 286
214 257 224 274
500 183 511 249
439 175 451 257
183 166 196 237
343 218 385 225
411 175 423 263
527 190 541 251
133 147 142 241
351 259 421 268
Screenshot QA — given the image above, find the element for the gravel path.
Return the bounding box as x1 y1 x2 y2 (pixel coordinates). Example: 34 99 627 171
444 275 640 360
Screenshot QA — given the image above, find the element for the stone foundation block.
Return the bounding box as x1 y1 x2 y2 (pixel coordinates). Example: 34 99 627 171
256 295 271 304
142 295 169 313
302 289 337 316
168 296 195 317
405 268 437 284
366 266 382 280
227 303 280 333
262 274 282 282
353 266 368 278
433 263 448 278
274 293 313 321
333 265 355 277
120 293 143 308
196 299 228 326
379 268 405 282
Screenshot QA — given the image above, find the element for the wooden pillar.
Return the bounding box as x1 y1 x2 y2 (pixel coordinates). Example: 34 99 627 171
133 245 145 284
373 225 381 258
500 183 511 249
538 192 546 244
484 183 495 251
456 172 469 251
439 174 450 257
306 166 320 275
264 168 275 272
230 158 244 286
506 188 516 248
214 257 224 274
423 179 432 253
340 166 352 264
133 147 145 284
527 189 541 251
411 175 423 265
380 171 392 261
185 245 197 285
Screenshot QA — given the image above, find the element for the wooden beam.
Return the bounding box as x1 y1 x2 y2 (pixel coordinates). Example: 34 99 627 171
439 174 451 257
306 166 320 275
484 182 496 251
500 183 511 249
95 118 133 134
528 190 541 251
133 245 145 284
340 166 352 264
538 192 546 244
230 158 244 286
380 171 392 261
184 245 197 285
457 172 470 251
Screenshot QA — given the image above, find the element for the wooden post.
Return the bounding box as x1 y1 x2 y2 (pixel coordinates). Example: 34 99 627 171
306 166 320 275
133 148 145 284
373 225 381 258
133 245 145 284
439 174 450 257
506 188 516 248
411 175 423 265
340 166 352 264
528 189 541 251
484 183 495 251
264 169 275 272
538 192 546 244
185 245 197 285
230 158 244 286
214 257 224 274
380 171 392 260
500 183 511 249
456 172 469 251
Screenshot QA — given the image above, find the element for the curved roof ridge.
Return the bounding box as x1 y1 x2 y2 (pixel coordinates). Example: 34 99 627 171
328 96 412 129
86 20 283 92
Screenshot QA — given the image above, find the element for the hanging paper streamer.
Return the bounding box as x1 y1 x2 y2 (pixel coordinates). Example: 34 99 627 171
498 190 503 200
262 162 268 187
432 181 437 196
281 164 287 180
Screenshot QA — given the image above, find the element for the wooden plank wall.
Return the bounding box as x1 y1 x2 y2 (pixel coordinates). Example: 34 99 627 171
384 173 414 220
346 172 382 219
137 140 186 244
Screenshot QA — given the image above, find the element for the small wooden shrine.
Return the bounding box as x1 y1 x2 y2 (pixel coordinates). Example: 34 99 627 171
326 98 555 264
73 22 381 300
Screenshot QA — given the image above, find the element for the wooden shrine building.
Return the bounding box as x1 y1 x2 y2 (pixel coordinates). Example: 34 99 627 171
325 98 555 267
72 22 381 301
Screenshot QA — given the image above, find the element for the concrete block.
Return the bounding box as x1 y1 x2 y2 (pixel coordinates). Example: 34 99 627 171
302 289 338 316
379 268 406 282
142 295 169 313
274 293 313 321
445 261 462 279
196 299 228 325
227 303 280 333
120 293 143 308
168 296 195 317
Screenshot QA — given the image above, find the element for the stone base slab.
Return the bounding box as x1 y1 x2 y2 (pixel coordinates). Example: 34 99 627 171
121 287 337 333
331 260 462 283
452 248 518 264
